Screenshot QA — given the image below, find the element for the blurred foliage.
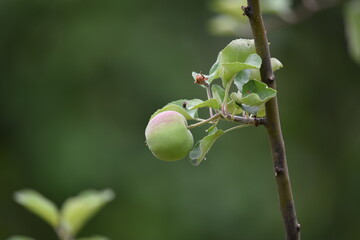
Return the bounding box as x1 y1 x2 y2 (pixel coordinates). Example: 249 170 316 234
209 0 360 65
6 237 35 240
345 0 360 64
208 0 292 36
11 189 114 240
14 190 60 228
0 0 360 240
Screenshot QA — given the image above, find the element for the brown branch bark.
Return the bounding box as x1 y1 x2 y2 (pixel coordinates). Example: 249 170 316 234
243 1 301 239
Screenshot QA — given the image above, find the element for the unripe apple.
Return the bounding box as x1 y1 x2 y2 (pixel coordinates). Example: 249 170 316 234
145 111 194 161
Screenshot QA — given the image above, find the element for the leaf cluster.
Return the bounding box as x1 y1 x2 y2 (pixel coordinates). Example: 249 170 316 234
149 39 282 165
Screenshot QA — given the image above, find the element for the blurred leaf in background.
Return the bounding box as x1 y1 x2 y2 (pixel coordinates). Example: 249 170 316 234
12 189 114 240
345 0 360 64
61 189 115 236
208 0 292 36
6 237 35 240
14 190 60 228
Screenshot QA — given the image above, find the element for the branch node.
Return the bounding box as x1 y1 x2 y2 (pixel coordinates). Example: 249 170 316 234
274 166 284 176
268 75 275 82
296 223 301 232
241 6 252 17
254 117 265 127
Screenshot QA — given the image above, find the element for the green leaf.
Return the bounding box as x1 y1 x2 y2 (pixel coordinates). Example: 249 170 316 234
230 91 242 102
61 189 115 236
257 105 266 117
76 236 109 240
14 189 59 228
171 99 200 118
191 71 199 81
168 99 189 107
6 236 36 240
206 124 218 133
220 53 261 87
150 104 194 120
188 99 220 110
234 69 251 91
221 39 257 63
241 104 260 115
189 127 224 166
270 58 284 71
185 99 203 109
249 58 283 81
211 84 225 103
227 100 243 115
239 80 277 106
229 92 244 115
208 52 222 82
345 0 360 64
208 39 261 86
184 99 202 118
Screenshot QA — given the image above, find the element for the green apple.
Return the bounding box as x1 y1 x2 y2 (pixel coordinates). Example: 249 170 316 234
145 111 194 161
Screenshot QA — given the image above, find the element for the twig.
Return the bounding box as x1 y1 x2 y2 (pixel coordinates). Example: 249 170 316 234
227 114 266 126
223 124 250 133
233 116 265 126
204 82 214 117
244 1 300 240
187 113 221 129
221 82 232 116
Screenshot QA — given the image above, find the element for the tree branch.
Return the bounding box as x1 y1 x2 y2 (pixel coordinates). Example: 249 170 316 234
187 113 265 130
243 1 300 240
226 115 266 126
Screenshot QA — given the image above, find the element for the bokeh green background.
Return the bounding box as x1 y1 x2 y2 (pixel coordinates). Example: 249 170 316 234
1 0 359 239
